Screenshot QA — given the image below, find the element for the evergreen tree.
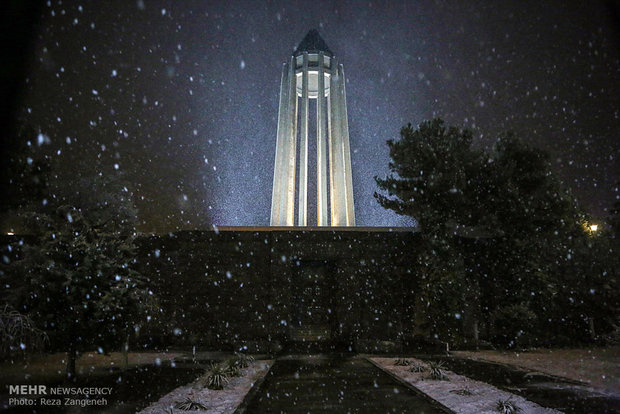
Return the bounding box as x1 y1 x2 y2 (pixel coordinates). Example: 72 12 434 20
374 118 612 347
375 118 487 236
478 134 583 345
375 119 483 340
4 172 155 379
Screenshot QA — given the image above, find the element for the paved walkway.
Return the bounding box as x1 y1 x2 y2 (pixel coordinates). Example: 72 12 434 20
242 356 448 413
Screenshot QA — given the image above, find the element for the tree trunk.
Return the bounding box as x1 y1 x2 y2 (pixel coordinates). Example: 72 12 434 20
66 345 77 381
122 335 129 370
589 317 596 341
473 319 479 348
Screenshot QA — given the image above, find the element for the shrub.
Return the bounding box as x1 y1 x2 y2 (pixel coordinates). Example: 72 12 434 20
0 305 48 359
174 397 208 410
408 362 427 373
204 363 230 390
225 359 241 377
496 398 522 414
394 358 410 366
233 352 254 368
428 361 448 380
492 303 537 348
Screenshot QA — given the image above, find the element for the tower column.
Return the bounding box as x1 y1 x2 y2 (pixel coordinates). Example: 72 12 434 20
270 62 289 225
329 60 347 226
271 58 297 226
285 56 298 224
317 52 328 226
338 64 356 225
298 53 309 226
275 56 298 225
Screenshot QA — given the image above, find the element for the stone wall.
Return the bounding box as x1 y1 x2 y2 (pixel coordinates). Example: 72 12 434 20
136 228 423 351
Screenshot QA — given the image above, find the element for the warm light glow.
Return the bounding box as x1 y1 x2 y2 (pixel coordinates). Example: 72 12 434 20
7 232 14 236
590 224 598 232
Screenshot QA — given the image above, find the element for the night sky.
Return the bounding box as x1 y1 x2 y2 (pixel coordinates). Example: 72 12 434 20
5 0 620 232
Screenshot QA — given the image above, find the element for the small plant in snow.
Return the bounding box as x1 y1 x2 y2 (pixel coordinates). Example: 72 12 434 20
450 388 473 396
428 360 448 380
0 305 48 358
496 398 522 413
174 397 208 410
408 362 427 373
394 358 410 366
204 363 230 390
233 352 255 368
225 359 241 377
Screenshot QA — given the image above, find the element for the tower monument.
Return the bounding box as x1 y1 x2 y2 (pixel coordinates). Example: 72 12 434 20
270 30 355 226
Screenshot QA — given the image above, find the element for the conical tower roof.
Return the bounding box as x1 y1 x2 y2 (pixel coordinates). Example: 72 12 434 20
294 29 333 56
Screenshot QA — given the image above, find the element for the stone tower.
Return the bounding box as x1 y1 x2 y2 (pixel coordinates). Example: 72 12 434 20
270 30 355 226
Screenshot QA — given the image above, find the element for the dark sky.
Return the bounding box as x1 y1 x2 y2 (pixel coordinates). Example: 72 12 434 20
6 0 620 232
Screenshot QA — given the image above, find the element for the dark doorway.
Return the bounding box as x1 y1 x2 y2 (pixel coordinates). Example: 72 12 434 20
290 261 334 342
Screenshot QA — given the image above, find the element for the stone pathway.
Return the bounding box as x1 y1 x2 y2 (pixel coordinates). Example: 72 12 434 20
370 357 563 414
138 360 273 414
240 355 449 413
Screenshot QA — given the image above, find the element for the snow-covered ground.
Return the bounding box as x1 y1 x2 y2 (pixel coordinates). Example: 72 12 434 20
454 348 620 394
370 357 562 414
138 360 273 414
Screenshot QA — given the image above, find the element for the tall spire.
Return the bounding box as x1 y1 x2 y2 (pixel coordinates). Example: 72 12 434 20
271 30 355 227
294 29 333 56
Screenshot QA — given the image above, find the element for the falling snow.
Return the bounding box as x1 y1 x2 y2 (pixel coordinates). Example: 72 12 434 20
3 1 617 233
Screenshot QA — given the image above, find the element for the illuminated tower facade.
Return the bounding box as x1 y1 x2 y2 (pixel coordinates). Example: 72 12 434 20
270 30 355 226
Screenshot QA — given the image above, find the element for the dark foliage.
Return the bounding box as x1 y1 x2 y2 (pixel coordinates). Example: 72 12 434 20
375 118 619 347
2 166 155 378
